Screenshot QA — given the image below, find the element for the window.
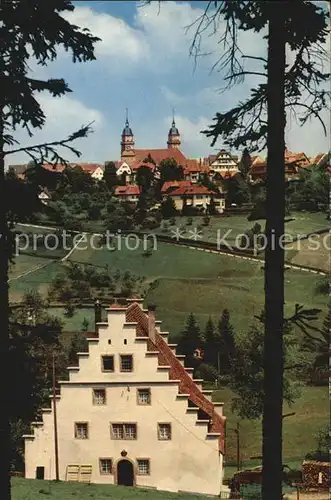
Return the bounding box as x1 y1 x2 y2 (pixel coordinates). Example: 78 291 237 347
93 389 106 405
137 388 151 405
196 195 203 199
102 356 114 372
157 423 171 440
120 354 133 372
111 423 137 440
124 339 127 345
99 458 112 475
75 422 88 439
137 459 150 475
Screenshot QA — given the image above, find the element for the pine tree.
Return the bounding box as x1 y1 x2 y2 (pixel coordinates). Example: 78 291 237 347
1 3 100 497
239 148 252 179
203 316 219 368
218 309 236 375
177 313 202 368
103 162 119 190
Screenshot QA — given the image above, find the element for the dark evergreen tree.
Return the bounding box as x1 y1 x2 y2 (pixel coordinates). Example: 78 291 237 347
177 313 202 368
103 161 119 190
239 148 252 178
160 196 178 218
202 317 219 368
1 2 99 495
218 309 236 375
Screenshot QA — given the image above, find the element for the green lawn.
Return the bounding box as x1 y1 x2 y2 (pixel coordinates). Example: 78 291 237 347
212 385 329 478
9 260 63 302
285 232 330 272
11 477 209 500
153 212 329 246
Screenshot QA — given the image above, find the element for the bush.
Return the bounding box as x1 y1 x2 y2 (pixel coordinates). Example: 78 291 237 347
161 221 170 233
186 217 193 225
142 217 159 230
203 216 210 226
195 363 218 382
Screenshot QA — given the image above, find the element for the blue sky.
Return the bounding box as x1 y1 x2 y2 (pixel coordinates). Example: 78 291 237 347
7 1 330 166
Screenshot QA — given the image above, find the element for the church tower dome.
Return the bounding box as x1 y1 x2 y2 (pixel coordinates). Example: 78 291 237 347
167 111 181 150
121 109 135 163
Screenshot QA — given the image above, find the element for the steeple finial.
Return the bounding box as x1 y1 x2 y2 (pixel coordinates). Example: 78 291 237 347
125 108 129 126
172 108 175 126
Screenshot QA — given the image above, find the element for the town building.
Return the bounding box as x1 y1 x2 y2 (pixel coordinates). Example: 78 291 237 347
248 148 312 183
114 185 140 202
162 182 225 213
204 149 239 178
72 163 104 181
23 301 226 496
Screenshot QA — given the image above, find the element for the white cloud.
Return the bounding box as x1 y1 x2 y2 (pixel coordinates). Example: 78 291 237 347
5 1 329 166
63 7 150 65
5 95 105 166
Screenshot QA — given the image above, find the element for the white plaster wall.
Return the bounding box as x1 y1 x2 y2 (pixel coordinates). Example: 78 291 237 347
24 308 223 496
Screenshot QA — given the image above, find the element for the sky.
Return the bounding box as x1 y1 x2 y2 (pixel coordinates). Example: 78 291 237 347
6 0 330 166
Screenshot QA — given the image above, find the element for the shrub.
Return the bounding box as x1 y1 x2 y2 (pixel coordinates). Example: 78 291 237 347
186 217 193 226
203 216 210 226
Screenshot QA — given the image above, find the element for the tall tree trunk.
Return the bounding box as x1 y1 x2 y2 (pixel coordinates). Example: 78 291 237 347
262 4 286 500
0 104 11 500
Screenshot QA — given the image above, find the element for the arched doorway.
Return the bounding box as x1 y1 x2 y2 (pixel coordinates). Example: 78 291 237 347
117 459 134 486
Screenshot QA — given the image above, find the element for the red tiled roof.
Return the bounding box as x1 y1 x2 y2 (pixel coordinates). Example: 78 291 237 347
134 148 188 165
115 185 140 196
182 159 201 173
161 180 192 193
125 302 225 453
284 150 310 166
130 161 156 171
72 163 104 173
169 185 216 196
43 163 66 173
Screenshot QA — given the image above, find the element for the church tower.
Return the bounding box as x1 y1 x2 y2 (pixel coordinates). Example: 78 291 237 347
167 111 181 150
121 109 135 163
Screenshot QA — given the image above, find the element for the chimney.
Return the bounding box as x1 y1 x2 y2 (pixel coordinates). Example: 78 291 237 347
147 304 156 343
94 299 102 332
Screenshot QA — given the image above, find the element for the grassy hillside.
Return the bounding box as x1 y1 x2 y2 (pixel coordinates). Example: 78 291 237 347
67 240 328 338
212 385 329 475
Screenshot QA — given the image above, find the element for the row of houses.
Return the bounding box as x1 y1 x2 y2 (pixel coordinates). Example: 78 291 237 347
8 116 329 213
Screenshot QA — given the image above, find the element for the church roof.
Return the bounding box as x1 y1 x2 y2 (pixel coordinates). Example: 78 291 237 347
168 120 179 136
122 119 133 137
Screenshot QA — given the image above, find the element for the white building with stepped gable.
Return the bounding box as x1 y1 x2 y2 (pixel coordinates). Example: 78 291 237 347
23 300 226 496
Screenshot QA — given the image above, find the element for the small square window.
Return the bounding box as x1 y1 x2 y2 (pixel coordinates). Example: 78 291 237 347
158 423 171 441
111 424 124 440
120 355 133 372
102 356 114 372
93 389 106 405
99 458 112 475
137 459 150 475
137 388 151 405
75 422 88 439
